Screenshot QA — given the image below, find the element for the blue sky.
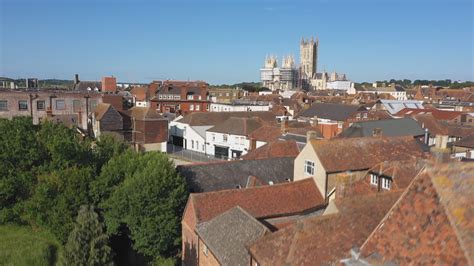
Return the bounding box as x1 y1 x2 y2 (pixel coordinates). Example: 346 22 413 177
1 0 472 84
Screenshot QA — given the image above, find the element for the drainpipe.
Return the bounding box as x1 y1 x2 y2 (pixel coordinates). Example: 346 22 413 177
84 95 90 134
424 128 429 145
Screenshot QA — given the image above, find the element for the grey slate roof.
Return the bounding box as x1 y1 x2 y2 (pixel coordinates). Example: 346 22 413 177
299 103 365 121
177 157 294 193
195 206 268 266
338 118 425 138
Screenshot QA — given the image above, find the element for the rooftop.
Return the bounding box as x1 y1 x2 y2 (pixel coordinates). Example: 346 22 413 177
186 178 325 225
195 207 268 266
309 136 426 173
177 157 295 193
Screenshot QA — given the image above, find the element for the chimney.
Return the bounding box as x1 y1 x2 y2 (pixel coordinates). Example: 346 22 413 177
306 130 319 142
430 135 450 162
424 128 429 145
101 76 117 93
281 117 289 134
249 138 257 151
372 128 382 137
74 74 80 85
311 116 319 127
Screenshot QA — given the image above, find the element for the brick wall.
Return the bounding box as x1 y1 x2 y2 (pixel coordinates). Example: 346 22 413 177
198 238 220 266
0 90 102 130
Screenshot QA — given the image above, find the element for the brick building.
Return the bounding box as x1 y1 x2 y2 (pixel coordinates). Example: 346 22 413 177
150 80 210 114
0 90 103 130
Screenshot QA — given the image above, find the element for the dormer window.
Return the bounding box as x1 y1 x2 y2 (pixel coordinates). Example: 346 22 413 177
381 178 391 190
370 174 378 185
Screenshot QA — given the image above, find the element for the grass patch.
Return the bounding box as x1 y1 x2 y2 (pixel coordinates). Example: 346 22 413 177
0 225 62 266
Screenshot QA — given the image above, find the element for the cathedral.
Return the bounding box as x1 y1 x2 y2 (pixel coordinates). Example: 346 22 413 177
260 37 348 91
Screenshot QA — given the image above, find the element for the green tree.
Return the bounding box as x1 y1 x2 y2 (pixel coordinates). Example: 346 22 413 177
92 134 129 174
102 152 188 258
37 121 93 172
61 205 113 266
90 149 140 205
25 167 95 242
0 117 43 223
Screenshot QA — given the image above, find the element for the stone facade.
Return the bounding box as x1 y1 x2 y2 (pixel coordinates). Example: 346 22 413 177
300 37 318 79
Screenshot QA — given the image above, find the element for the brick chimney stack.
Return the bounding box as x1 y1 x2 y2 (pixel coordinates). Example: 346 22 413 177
102 76 117 93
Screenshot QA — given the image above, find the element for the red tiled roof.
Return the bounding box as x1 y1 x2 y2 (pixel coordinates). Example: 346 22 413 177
187 178 325 225
241 140 300 160
248 125 282 142
309 136 426 173
248 191 402 265
360 162 474 265
413 113 449 135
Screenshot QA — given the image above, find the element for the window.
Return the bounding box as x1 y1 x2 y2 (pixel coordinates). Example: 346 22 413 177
196 104 200 111
18 100 28 111
356 113 361 119
198 95 202 100
235 136 239 145
338 122 343 129
381 178 391 190
0 100 7 111
212 134 216 141
89 100 97 110
190 104 194 111
187 94 194 100
223 134 228 142
73 100 81 112
304 160 315 176
37 100 45 110
363 112 368 119
370 174 378 185
55 100 65 110
191 140 194 149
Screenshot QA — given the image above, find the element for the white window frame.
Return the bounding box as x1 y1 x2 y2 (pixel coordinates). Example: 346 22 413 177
196 104 200 111
190 104 194 111
212 134 216 141
370 174 378 185
381 177 391 190
223 134 228 142
304 160 315 176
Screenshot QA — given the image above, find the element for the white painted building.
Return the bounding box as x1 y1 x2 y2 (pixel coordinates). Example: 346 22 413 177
326 80 356 94
209 102 271 112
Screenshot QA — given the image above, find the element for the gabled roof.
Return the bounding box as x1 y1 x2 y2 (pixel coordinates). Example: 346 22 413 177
309 136 425 173
412 113 449 135
195 207 268 266
338 118 425 138
248 191 402 265
241 140 301 160
359 163 474 265
93 103 112 121
377 100 424 114
127 107 163 120
248 125 283 142
453 133 474 148
187 178 325 225
177 157 295 193
176 111 276 126
299 103 365 121
207 117 264 135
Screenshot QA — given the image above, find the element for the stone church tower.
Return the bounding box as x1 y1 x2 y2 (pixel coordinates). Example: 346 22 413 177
300 37 318 79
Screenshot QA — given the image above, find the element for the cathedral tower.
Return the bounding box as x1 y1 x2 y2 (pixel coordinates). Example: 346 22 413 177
300 36 318 79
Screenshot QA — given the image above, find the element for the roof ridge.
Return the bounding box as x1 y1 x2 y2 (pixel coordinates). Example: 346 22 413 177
191 178 314 198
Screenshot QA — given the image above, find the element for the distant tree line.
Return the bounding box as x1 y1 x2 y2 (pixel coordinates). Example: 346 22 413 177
355 79 473 89
0 117 188 265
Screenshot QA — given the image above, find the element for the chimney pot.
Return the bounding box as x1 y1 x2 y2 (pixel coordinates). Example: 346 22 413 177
306 130 318 142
